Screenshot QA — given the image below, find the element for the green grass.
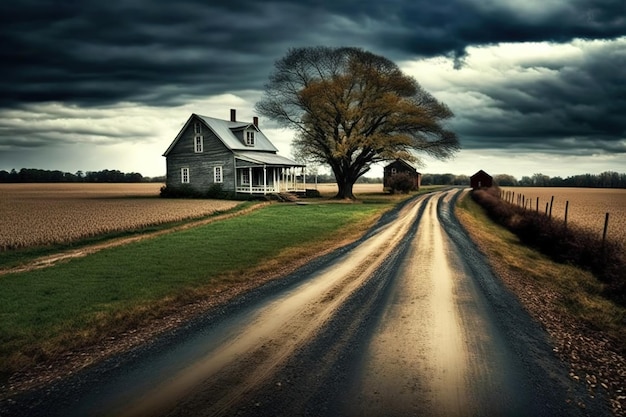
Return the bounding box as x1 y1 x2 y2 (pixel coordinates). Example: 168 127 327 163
0 201 391 378
0 201 258 270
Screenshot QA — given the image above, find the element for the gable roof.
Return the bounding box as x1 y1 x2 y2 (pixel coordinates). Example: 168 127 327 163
470 169 492 179
384 159 419 173
163 113 279 156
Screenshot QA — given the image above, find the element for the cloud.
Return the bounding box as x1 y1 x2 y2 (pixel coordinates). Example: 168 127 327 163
401 37 626 157
0 93 271 176
1 0 624 109
0 0 624 177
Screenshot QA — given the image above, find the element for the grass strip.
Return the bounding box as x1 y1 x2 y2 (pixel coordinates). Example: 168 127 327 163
455 192 625 350
0 199 399 380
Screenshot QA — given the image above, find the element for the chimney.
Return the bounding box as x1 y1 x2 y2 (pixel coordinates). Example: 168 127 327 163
230 109 236 122
253 116 258 128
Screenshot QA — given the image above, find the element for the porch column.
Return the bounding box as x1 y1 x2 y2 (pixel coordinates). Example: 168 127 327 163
233 156 237 193
249 167 252 194
263 165 267 195
302 166 306 190
273 169 278 193
287 168 292 190
282 168 285 191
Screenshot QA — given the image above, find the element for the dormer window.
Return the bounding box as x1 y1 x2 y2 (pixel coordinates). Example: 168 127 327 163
245 130 255 146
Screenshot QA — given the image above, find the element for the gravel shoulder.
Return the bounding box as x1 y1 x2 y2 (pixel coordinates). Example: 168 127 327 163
454 190 625 416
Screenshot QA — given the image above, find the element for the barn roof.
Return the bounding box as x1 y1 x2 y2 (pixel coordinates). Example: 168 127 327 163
470 169 492 179
384 158 419 173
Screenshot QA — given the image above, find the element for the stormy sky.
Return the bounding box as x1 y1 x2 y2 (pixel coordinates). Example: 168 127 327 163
1 0 625 179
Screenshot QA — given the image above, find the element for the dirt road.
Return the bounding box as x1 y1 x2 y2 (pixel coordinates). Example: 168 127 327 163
2 189 609 417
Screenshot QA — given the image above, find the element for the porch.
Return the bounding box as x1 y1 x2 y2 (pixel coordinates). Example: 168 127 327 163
234 165 306 194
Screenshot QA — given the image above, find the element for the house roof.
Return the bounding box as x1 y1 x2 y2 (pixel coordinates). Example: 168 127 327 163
235 151 304 167
163 113 279 156
197 114 279 152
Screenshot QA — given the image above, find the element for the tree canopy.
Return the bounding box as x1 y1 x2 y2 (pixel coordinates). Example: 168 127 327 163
256 46 460 199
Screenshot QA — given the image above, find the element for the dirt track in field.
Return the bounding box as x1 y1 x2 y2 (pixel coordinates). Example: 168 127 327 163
2 189 612 417
0 202 267 276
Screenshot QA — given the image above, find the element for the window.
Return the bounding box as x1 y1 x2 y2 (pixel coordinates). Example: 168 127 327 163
245 130 255 146
194 122 202 134
214 166 223 183
181 168 189 184
194 135 203 153
241 170 250 185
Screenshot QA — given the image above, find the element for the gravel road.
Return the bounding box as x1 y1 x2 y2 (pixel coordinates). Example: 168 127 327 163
2 189 610 417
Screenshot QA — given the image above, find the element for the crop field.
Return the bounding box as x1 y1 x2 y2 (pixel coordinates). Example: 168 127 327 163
0 183 240 250
501 187 626 247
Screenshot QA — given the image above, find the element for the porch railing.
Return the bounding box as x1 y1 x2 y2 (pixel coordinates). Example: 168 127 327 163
236 184 306 194
236 185 277 193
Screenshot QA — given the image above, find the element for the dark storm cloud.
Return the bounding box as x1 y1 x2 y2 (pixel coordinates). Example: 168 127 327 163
0 1 312 107
452 39 626 154
0 0 625 168
1 0 624 108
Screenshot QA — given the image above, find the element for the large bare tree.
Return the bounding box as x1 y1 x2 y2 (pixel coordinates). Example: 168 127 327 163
256 47 460 199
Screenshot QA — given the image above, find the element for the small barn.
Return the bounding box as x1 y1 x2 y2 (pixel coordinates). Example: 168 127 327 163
470 170 493 189
383 159 421 191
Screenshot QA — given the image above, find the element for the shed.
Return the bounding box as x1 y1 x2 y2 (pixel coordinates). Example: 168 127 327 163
383 159 421 191
470 170 493 189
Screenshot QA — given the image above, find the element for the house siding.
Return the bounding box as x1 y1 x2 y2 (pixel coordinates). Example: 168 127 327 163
165 119 236 192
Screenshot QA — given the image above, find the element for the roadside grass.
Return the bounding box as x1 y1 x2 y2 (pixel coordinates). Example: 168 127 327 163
0 196 409 382
455 192 625 351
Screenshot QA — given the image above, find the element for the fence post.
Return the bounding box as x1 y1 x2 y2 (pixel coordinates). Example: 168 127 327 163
549 196 554 219
564 201 569 230
602 212 609 248
536 197 539 212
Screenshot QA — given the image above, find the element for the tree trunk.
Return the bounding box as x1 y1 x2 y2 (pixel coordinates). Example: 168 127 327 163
335 175 356 200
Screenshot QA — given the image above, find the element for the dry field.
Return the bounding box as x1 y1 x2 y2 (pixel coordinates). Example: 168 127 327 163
501 187 626 246
0 183 240 250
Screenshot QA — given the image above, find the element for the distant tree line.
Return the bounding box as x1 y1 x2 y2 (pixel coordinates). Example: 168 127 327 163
2 168 624 188
493 171 626 188
420 173 470 186
0 168 165 183
313 171 626 188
